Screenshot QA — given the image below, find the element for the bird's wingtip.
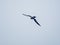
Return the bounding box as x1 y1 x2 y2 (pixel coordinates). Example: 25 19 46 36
38 24 41 27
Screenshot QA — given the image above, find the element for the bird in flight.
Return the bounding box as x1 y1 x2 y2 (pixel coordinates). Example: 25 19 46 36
22 14 41 26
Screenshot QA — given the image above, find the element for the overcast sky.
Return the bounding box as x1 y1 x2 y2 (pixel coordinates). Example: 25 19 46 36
0 0 60 45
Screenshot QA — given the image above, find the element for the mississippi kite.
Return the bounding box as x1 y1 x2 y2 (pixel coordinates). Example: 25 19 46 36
22 14 41 26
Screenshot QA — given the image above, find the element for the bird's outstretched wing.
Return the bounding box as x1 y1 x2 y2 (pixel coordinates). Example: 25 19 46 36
22 14 32 18
34 19 41 26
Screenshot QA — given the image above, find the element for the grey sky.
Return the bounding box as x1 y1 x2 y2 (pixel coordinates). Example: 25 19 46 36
0 0 60 45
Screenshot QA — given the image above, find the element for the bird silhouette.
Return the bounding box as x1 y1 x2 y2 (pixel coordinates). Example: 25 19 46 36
22 14 41 26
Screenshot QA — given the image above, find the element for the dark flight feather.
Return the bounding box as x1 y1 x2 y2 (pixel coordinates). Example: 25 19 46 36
22 14 32 18
34 19 41 26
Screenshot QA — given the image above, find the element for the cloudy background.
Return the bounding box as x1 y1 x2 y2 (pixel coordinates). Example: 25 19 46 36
0 0 60 45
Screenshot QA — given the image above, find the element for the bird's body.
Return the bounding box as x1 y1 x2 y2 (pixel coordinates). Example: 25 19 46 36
30 16 36 19
22 14 41 26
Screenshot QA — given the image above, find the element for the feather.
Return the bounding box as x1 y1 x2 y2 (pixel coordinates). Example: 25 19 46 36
22 14 32 17
34 19 41 26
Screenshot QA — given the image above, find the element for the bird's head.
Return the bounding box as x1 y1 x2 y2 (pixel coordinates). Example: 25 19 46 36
33 16 36 18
